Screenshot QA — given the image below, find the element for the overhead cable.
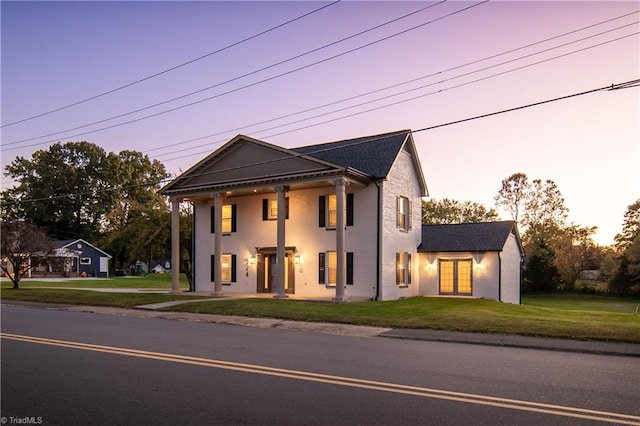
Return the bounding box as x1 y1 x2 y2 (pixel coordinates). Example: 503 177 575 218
0 0 342 128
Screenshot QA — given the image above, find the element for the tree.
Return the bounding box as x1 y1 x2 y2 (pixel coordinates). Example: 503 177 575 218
1 220 54 289
614 199 640 253
494 173 568 245
609 201 640 294
494 173 530 223
2 142 120 241
522 179 568 244
422 198 498 224
3 142 170 262
522 239 561 292
553 224 597 290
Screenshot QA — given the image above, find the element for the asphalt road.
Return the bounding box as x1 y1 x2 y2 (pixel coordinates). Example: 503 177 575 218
1 305 638 426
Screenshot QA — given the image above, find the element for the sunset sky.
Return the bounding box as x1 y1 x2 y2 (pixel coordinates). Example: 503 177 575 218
2 1 638 245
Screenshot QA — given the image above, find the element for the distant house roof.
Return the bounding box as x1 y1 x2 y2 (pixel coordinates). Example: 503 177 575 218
418 221 523 254
54 239 112 258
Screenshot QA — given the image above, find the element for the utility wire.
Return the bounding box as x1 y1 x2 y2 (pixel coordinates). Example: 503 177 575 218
3 78 637 206
0 0 342 129
3 0 487 151
152 29 639 161
2 1 444 147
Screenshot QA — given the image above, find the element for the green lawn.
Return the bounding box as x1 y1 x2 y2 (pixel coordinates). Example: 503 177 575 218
2 285 638 343
0 273 189 289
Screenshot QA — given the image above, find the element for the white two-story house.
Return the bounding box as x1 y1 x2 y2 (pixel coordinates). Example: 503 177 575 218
160 129 522 303
160 129 427 301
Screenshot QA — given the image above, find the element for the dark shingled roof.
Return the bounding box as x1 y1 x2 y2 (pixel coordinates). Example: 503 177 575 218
292 130 410 178
418 221 519 253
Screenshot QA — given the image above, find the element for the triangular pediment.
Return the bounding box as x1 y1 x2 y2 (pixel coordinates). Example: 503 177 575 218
161 135 344 193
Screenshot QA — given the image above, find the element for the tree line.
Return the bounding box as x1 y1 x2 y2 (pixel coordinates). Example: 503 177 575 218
2 142 638 295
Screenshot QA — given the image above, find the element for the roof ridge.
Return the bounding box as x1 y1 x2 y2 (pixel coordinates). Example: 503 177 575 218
293 129 411 150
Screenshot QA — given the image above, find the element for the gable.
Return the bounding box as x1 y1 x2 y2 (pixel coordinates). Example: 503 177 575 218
56 239 112 258
161 135 346 194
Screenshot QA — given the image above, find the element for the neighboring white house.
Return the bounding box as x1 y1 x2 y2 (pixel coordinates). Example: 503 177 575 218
160 130 522 303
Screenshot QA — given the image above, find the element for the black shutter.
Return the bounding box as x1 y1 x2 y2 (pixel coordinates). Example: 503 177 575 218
408 253 412 284
285 197 290 219
211 206 215 233
231 255 236 283
319 196 325 227
346 252 353 285
346 193 354 226
210 255 215 282
318 252 325 283
231 204 237 232
262 199 268 221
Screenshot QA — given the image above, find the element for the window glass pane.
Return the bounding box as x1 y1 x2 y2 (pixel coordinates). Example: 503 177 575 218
222 205 232 233
328 195 337 227
458 260 472 294
396 253 406 284
328 252 337 284
439 261 454 293
270 200 278 218
221 254 231 282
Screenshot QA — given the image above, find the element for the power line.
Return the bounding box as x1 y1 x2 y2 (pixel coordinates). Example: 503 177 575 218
3 78 637 206
144 11 639 157
151 29 638 162
3 0 487 151
2 1 444 147
0 1 342 129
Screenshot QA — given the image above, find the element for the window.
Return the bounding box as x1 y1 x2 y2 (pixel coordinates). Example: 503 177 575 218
80 257 91 265
319 194 354 228
211 205 236 233
439 259 472 295
210 254 237 283
396 252 412 285
262 198 289 220
397 196 411 231
318 252 353 285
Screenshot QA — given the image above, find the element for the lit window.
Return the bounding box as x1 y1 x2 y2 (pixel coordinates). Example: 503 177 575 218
222 205 232 233
269 199 278 219
327 252 337 285
328 195 337 227
397 196 410 231
396 252 412 285
221 254 232 282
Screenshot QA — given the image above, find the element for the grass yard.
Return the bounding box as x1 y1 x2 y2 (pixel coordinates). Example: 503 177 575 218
1 282 638 343
0 273 189 290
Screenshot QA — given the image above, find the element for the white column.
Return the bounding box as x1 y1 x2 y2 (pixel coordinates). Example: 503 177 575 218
170 197 182 294
213 193 224 296
274 185 288 298
333 178 348 302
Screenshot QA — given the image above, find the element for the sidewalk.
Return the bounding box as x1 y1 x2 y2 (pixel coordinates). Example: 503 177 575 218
5 301 637 357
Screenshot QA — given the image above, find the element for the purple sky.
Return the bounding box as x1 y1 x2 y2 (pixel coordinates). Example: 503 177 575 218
1 1 638 245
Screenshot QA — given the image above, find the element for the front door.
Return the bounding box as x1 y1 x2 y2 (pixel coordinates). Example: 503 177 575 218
257 253 295 294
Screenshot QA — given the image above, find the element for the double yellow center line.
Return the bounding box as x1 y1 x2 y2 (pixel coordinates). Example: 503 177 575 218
2 332 638 425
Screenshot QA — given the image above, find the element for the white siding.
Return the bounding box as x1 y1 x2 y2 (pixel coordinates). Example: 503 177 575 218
379 149 423 301
500 232 522 304
193 184 381 299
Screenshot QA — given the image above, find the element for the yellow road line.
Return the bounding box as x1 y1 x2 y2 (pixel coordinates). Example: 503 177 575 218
2 332 639 425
